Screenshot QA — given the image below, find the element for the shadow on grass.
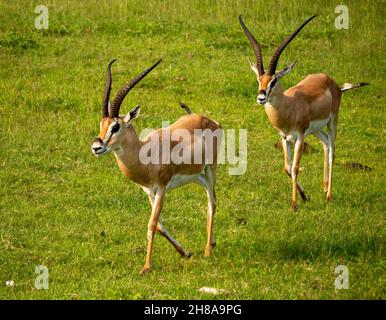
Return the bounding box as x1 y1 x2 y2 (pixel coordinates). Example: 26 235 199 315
271 236 383 261
224 233 384 263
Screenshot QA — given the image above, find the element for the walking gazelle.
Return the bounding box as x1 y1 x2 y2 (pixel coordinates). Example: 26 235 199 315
91 59 222 274
239 15 368 211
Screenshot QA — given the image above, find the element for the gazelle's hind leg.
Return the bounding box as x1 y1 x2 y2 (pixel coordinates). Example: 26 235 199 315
198 165 217 257
313 131 330 193
326 116 338 201
146 193 190 258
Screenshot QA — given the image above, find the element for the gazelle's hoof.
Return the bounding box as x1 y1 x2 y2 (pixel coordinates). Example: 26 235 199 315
204 247 212 257
140 266 151 276
326 194 332 201
299 190 309 201
177 248 191 258
291 201 297 212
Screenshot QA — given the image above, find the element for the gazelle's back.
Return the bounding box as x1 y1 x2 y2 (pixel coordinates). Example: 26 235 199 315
286 73 342 118
170 114 221 132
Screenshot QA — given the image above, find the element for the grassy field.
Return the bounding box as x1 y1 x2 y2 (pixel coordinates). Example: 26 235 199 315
0 0 385 299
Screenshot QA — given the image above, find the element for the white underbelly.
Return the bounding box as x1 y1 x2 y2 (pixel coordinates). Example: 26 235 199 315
280 116 330 143
166 174 200 191
305 117 330 136
142 167 207 195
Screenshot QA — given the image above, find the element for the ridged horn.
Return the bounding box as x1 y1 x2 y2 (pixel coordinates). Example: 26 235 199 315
102 59 117 118
109 59 162 118
239 15 264 75
267 15 317 75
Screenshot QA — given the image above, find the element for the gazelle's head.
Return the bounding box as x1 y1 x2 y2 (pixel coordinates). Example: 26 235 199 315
91 59 161 156
239 15 317 105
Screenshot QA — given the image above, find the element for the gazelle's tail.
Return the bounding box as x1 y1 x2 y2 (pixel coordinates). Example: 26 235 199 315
341 82 369 93
178 101 193 114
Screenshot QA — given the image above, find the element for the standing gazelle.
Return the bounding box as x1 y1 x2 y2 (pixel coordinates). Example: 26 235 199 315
239 15 368 210
91 59 222 274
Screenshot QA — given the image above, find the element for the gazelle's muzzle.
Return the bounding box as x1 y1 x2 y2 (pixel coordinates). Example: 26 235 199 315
91 138 108 156
257 90 267 105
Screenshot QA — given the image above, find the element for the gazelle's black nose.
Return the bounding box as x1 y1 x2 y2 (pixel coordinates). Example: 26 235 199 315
91 138 105 155
92 146 102 153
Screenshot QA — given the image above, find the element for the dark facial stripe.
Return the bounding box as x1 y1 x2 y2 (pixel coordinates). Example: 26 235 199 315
103 122 120 144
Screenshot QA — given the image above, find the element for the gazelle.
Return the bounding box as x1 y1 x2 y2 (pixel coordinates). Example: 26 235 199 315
91 59 222 275
239 15 368 210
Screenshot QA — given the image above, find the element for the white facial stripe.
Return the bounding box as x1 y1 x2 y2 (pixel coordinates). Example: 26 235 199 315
257 78 263 96
265 78 278 97
103 122 118 144
268 78 275 89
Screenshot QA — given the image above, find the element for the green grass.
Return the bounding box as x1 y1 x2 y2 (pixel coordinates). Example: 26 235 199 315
0 0 385 299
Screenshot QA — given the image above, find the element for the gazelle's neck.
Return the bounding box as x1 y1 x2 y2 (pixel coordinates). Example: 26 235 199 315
263 83 294 130
114 126 152 186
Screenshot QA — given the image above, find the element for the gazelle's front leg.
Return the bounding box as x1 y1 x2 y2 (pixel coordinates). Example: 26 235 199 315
282 138 308 201
147 192 190 258
156 222 190 258
141 186 165 275
291 135 305 211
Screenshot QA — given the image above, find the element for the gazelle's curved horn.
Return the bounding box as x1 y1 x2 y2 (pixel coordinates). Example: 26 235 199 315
239 15 264 75
110 59 162 118
102 59 117 118
267 15 317 75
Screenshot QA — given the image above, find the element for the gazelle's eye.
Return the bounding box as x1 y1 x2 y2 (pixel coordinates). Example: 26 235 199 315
270 79 277 87
111 123 120 134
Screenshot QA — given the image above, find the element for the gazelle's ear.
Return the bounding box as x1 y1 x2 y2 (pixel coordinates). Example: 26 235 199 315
124 105 141 125
276 62 296 79
248 58 260 76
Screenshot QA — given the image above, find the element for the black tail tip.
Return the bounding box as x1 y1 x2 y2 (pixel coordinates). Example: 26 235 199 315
178 101 192 114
